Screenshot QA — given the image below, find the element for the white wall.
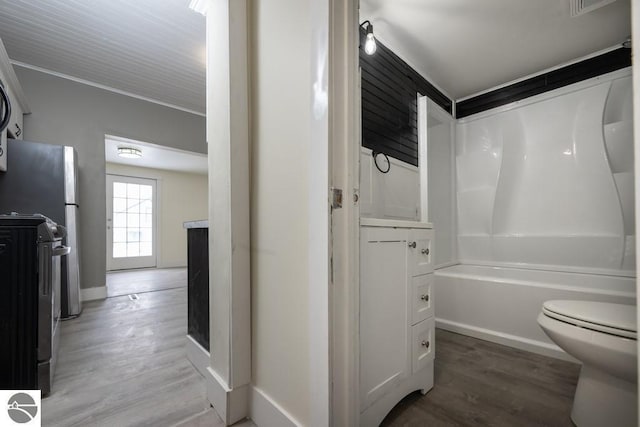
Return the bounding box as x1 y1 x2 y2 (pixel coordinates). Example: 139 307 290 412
360 147 420 221
105 163 207 268
250 0 311 424
16 66 206 290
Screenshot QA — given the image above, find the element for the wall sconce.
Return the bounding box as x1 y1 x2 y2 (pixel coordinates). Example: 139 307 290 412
360 20 377 55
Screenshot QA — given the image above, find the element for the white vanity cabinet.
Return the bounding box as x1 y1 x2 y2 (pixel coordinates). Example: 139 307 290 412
360 218 435 426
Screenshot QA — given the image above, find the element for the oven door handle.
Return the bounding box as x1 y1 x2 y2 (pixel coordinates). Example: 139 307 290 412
52 245 71 257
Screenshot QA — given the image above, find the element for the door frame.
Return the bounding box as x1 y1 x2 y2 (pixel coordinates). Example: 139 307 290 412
631 0 640 412
198 0 360 424
105 173 158 271
329 0 361 424
198 1 251 424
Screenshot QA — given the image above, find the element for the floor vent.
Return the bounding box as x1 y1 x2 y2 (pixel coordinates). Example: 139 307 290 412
570 0 617 17
128 294 140 301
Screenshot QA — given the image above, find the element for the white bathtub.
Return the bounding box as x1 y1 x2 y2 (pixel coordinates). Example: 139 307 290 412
434 264 636 361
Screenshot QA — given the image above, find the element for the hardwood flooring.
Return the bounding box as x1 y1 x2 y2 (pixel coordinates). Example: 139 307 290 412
381 329 581 427
106 267 187 297
43 268 255 427
43 287 212 427
46 268 579 427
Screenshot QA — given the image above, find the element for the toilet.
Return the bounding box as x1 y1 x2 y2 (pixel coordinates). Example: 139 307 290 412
537 300 637 427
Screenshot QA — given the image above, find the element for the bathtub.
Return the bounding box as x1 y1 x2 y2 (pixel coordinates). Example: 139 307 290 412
434 264 636 361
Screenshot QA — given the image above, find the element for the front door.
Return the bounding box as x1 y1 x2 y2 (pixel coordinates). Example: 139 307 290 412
106 174 157 270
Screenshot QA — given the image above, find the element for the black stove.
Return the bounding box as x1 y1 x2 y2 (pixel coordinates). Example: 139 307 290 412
0 213 69 395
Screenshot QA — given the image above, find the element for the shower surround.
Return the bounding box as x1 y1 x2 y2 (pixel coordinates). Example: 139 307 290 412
435 69 635 358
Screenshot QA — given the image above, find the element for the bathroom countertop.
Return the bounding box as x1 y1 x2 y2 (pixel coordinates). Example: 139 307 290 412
183 220 209 229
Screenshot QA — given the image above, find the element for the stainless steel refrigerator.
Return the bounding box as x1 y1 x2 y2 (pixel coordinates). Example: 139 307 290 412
0 139 82 318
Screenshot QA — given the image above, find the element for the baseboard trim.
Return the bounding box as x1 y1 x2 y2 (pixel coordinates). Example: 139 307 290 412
186 336 249 426
435 318 578 363
186 335 210 379
80 286 107 301
203 368 249 426
186 336 301 427
157 263 188 269
250 386 302 427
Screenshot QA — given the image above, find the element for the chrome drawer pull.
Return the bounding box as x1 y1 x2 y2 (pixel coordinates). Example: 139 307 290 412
420 294 429 302
421 248 429 255
408 241 416 248
421 340 430 348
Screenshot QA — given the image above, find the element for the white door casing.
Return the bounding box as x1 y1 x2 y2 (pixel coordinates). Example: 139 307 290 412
631 0 639 411
330 0 361 424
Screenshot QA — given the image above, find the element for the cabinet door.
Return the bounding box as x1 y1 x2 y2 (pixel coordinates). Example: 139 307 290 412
360 227 410 410
408 229 434 276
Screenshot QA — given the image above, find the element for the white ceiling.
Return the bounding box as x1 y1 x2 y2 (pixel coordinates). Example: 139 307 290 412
0 0 630 112
0 0 206 115
360 0 631 99
105 136 207 175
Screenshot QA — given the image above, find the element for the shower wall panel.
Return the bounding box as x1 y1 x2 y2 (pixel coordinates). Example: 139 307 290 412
456 70 633 273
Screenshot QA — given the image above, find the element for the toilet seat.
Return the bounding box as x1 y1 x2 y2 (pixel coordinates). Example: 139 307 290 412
542 300 637 340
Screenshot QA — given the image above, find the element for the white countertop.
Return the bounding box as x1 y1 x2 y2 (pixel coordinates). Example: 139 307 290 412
360 217 432 229
183 220 209 229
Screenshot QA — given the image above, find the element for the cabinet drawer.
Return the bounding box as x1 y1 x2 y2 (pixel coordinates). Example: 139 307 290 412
408 229 433 276
412 317 435 374
411 274 433 325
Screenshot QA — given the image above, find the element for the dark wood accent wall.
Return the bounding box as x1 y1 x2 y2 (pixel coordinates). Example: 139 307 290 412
456 48 632 119
187 227 209 351
360 29 452 167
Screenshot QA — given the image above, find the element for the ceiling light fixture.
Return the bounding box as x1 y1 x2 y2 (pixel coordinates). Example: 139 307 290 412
188 0 208 16
360 21 377 55
117 146 142 159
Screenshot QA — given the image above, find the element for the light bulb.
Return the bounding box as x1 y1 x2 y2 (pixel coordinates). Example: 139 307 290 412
364 32 377 55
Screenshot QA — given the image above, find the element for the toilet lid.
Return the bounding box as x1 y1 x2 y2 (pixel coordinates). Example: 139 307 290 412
542 300 637 340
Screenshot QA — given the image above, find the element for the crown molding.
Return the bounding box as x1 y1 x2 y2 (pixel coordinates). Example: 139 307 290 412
11 60 205 117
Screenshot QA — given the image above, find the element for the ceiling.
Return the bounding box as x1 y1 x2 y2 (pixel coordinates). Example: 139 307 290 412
105 136 207 175
0 0 630 112
360 0 631 99
0 0 206 115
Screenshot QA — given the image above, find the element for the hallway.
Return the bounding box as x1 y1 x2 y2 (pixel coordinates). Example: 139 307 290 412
106 267 187 297
43 270 231 427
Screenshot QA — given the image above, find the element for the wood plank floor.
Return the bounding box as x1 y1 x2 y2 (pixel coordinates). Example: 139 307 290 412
381 329 581 427
106 267 187 297
43 270 253 427
46 268 580 427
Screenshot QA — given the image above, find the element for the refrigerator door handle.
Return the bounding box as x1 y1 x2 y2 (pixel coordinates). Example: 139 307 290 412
64 204 82 316
52 245 70 257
